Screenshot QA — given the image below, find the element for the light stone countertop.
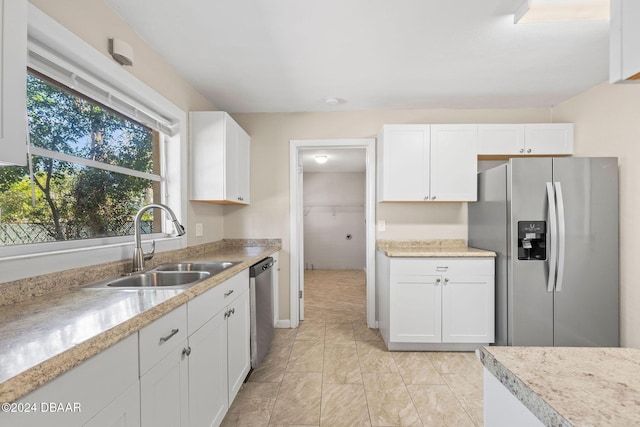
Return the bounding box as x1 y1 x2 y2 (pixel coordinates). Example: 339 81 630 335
0 244 279 403
478 346 640 427
377 239 496 257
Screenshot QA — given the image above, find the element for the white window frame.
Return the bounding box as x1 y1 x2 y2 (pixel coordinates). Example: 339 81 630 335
0 5 187 283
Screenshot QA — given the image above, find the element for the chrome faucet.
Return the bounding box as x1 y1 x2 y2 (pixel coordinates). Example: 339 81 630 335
132 203 186 272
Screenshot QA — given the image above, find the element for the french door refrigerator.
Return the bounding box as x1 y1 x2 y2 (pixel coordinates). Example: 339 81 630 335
468 157 619 347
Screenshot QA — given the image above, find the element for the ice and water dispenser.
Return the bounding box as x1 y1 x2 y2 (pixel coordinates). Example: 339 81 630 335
517 221 546 260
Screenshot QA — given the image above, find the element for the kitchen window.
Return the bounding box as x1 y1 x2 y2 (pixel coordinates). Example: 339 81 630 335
0 71 162 247
0 5 187 281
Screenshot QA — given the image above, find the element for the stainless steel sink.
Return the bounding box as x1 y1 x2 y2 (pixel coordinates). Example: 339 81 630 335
151 261 241 274
83 271 210 289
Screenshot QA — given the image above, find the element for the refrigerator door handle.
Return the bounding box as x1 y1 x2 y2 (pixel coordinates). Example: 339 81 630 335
546 182 558 293
554 182 566 292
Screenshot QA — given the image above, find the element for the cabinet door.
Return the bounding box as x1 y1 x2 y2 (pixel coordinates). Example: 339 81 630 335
235 126 250 204
610 0 640 82
189 309 228 427
140 341 190 427
84 383 141 427
377 125 430 201
441 275 495 343
0 0 27 165
430 124 477 201
524 124 573 155
390 275 442 343
477 124 525 155
227 288 251 404
224 117 239 202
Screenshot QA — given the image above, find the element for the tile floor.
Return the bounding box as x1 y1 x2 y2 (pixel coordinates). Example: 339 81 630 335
221 270 484 427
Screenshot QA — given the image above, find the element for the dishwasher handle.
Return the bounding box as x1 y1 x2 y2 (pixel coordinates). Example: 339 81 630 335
250 257 274 277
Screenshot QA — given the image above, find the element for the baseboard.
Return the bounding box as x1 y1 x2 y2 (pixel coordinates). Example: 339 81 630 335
275 319 292 328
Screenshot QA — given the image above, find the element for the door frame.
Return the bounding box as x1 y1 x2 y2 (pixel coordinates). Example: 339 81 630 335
289 138 376 329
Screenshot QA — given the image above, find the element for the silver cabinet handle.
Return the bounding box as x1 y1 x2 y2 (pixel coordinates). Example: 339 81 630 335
527 148 532 153
436 266 448 272
435 278 441 284
520 148 524 153
431 196 436 200
424 196 429 201
182 346 191 357
224 290 234 297
444 278 449 284
159 328 179 344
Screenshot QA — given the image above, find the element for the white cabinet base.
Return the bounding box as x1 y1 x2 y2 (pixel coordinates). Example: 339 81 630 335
484 368 544 427
387 342 490 351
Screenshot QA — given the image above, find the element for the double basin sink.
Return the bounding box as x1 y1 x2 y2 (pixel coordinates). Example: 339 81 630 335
83 261 241 290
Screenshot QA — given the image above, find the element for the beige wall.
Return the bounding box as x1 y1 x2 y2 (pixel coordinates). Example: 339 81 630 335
553 81 640 348
29 0 225 246
231 109 551 320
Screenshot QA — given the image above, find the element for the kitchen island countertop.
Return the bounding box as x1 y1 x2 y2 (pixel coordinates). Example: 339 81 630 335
0 243 279 403
478 345 640 426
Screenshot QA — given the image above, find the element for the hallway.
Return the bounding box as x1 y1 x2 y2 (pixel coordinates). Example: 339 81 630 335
221 270 484 426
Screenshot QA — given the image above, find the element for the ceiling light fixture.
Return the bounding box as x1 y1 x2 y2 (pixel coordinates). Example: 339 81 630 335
314 155 328 164
324 97 343 106
514 0 609 24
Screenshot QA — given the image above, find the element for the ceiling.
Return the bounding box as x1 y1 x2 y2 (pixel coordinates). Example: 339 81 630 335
106 0 610 113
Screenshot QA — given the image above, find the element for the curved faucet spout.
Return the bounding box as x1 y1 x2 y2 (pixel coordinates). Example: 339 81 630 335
132 203 186 272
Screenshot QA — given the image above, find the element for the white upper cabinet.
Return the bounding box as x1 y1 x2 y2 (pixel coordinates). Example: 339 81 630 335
190 111 250 204
0 0 27 166
430 124 478 201
478 124 573 156
377 124 477 202
610 0 640 83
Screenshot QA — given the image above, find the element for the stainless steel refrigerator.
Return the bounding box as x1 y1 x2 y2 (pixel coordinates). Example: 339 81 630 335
468 157 619 347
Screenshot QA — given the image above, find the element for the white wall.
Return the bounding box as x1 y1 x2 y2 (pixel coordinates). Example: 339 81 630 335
29 0 224 246
552 81 640 348
229 109 551 320
303 172 365 270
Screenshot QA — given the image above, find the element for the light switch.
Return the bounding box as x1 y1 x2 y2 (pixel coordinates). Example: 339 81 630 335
195 223 204 237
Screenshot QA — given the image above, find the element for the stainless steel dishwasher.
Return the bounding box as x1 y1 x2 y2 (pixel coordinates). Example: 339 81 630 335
249 257 274 369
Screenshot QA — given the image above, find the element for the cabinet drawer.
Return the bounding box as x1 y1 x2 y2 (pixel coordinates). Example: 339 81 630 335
391 258 494 278
139 304 187 375
188 269 249 335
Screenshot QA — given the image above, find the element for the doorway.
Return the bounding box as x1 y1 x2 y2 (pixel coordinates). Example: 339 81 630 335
289 139 376 329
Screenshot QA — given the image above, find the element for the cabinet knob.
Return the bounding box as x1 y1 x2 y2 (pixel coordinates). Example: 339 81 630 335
431 196 436 200
444 278 449 284
424 196 429 201
182 346 192 357
436 278 441 284
519 148 524 153
527 148 532 153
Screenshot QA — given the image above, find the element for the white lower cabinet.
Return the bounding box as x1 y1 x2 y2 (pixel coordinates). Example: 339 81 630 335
0 334 139 427
186 269 251 427
377 253 495 351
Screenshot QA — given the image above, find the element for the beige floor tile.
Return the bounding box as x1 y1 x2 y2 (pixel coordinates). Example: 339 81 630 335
270 372 322 426
392 352 446 385
428 352 479 374
321 383 371 426
323 346 362 384
287 340 325 372
296 321 326 341
272 328 297 346
441 372 483 401
362 373 421 426
353 322 383 342
249 344 293 383
222 382 279 426
458 395 484 427
325 322 355 346
357 340 399 374
407 384 475 427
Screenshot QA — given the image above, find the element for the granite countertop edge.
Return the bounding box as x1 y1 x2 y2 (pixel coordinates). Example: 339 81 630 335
0 245 280 403
376 239 496 258
477 346 572 427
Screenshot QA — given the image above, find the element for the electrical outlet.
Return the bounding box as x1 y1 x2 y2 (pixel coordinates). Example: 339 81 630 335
195 223 204 237
377 220 386 231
